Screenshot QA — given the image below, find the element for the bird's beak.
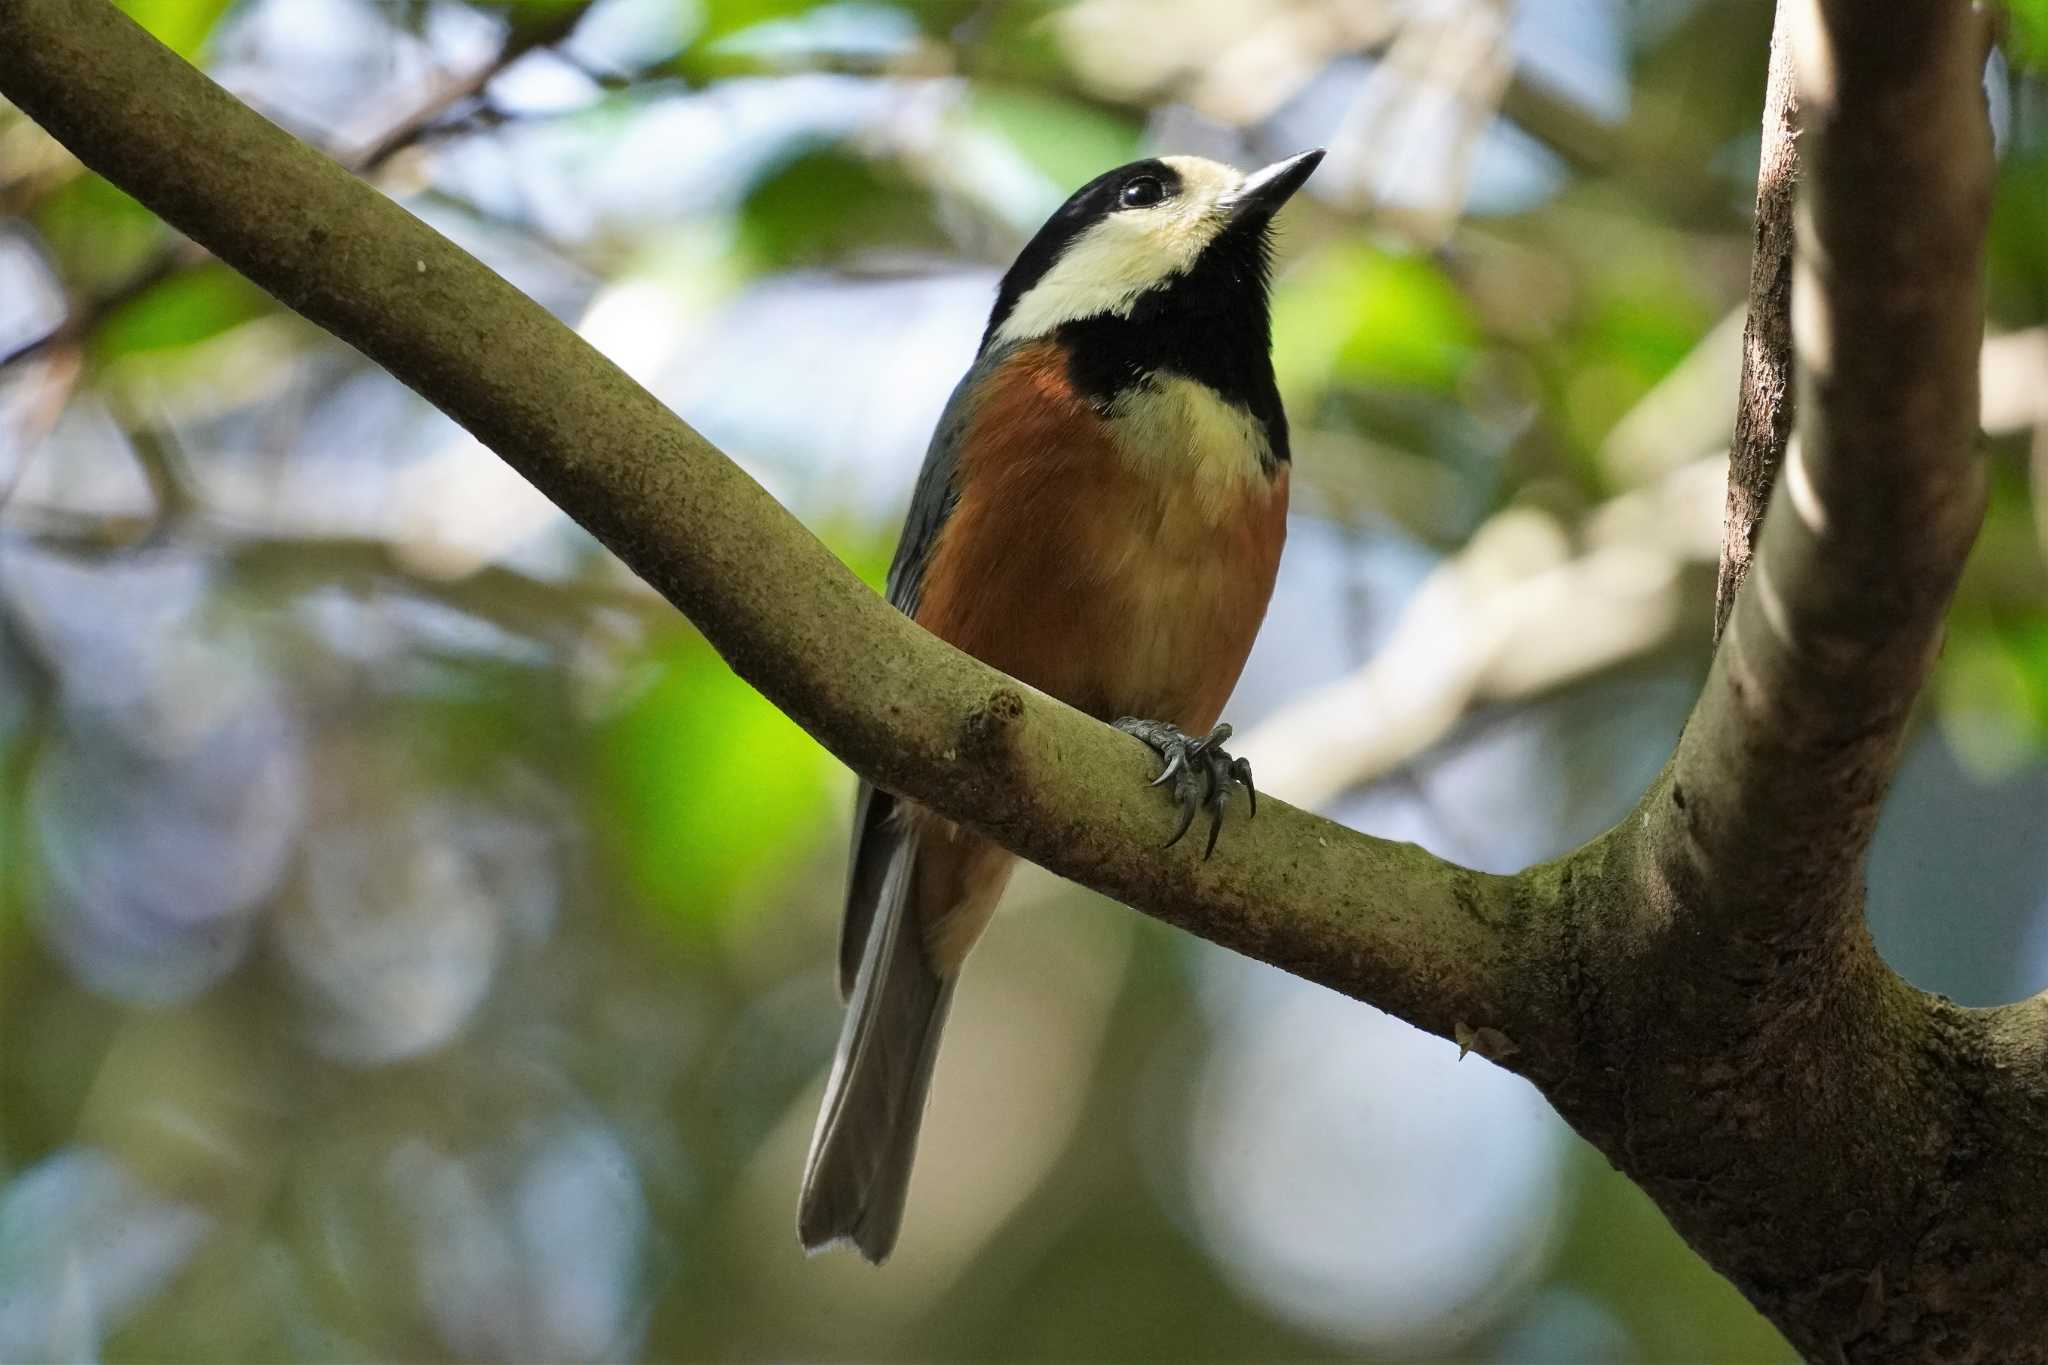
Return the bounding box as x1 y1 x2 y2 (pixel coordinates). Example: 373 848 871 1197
1224 148 1325 222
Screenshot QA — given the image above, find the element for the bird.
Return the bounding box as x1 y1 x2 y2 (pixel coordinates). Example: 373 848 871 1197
798 148 1323 1263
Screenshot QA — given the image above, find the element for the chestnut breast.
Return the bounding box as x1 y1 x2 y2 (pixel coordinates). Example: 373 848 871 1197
914 341 1288 733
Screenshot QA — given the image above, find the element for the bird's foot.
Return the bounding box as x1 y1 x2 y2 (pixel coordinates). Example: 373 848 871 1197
1112 718 1256 859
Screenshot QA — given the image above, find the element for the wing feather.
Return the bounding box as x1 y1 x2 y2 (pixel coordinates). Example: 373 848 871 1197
839 350 1011 995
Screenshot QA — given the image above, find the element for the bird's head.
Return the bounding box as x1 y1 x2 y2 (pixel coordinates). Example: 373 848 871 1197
982 149 1323 354
976 151 1321 471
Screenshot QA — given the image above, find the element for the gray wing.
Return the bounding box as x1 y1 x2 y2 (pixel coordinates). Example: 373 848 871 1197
838 354 1002 996
883 352 996 616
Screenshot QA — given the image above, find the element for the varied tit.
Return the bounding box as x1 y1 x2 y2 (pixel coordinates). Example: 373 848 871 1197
799 148 1323 1262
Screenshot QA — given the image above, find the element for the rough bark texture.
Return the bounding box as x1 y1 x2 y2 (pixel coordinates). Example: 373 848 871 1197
2 0 2043 1358
1717 3 1800 641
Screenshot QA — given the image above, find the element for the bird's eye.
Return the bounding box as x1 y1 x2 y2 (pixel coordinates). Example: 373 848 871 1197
1119 175 1166 209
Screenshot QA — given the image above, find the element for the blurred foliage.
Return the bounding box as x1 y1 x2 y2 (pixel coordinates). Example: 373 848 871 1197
593 629 834 928
116 0 236 58
31 173 163 291
92 263 276 362
1942 613 2048 780
739 148 949 267
1274 242 1481 402
1989 151 2048 320
1 0 2044 1361
2008 0 2048 70
961 84 1142 190
672 0 848 78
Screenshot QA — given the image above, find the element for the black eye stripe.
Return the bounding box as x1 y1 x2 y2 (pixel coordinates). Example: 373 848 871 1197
981 158 1186 349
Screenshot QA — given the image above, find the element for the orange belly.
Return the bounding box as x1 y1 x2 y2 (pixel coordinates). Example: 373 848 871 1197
913 343 1288 733
902 342 1286 971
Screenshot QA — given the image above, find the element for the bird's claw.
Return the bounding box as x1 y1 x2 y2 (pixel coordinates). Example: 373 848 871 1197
1149 745 1188 791
1112 718 1257 859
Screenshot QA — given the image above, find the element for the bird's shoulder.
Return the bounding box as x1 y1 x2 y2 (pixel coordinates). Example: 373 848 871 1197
884 340 1102 613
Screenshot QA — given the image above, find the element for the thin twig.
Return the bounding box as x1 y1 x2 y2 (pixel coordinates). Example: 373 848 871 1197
9 502 668 637
0 0 597 377
348 4 592 176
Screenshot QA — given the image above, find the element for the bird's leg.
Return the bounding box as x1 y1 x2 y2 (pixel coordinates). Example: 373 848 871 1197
1111 718 1257 859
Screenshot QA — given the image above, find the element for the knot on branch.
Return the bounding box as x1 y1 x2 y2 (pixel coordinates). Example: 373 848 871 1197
960 686 1026 760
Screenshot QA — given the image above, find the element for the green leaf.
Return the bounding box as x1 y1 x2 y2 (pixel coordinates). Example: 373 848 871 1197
479 0 596 34
0 689 41 948
1271 242 1480 400
738 147 945 269
591 633 833 927
2005 0 2048 70
2011 622 2048 732
1987 154 2048 325
668 0 833 80
90 263 275 362
118 0 234 59
32 175 164 292
1939 610 2048 779
699 0 826 42
936 2 1070 80
1585 288 1704 379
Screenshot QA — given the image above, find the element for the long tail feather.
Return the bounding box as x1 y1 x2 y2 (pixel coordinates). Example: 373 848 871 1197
798 828 953 1263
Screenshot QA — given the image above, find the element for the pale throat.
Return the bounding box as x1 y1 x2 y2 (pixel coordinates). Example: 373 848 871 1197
1103 374 1273 520
991 156 1246 349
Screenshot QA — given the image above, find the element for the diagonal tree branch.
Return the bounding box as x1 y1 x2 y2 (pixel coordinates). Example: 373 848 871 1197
0 0 1543 1056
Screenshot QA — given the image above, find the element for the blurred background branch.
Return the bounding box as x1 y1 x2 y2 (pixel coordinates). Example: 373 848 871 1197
345 1 601 173
0 0 601 377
